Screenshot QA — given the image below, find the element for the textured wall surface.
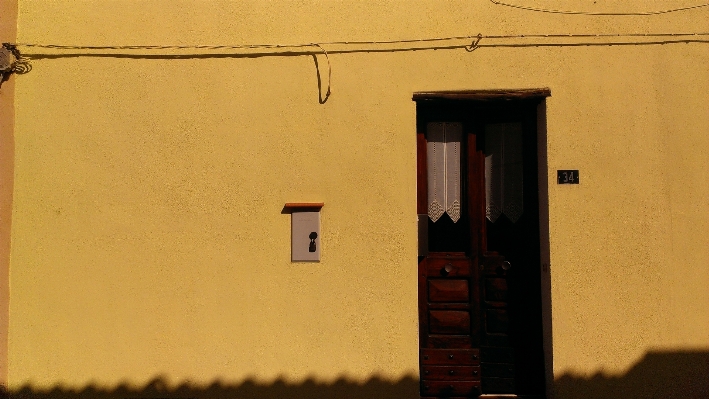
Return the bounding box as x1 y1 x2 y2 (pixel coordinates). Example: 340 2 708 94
7 0 709 395
0 0 18 389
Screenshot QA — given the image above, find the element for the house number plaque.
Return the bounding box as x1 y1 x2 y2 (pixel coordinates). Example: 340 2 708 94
557 170 579 184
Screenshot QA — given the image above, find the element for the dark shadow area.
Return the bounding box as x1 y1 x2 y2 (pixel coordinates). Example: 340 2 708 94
3 375 418 399
554 350 709 399
0 71 11 87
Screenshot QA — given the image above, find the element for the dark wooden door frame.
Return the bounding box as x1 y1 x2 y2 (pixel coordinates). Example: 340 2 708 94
414 89 553 399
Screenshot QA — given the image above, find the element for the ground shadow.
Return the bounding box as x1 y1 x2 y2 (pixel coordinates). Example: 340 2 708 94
554 350 709 399
3 350 707 398
4 375 418 399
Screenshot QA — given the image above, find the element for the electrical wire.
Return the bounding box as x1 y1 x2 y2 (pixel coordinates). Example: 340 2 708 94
9 33 709 104
489 0 709 16
16 43 313 51
15 32 709 52
483 32 709 39
311 43 331 104
15 37 477 51
476 38 709 47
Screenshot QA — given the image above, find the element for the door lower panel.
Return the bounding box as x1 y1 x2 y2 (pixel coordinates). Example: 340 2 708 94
421 381 482 397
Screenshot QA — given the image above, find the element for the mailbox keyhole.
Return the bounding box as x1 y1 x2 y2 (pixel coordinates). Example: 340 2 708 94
309 232 318 252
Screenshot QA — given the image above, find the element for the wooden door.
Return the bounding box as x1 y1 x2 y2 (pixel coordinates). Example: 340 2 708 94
416 97 546 398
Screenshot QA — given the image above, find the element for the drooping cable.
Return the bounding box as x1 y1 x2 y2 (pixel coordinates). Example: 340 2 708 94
489 0 709 16
311 43 331 104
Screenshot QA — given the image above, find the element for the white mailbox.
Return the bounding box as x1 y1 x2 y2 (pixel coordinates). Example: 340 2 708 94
285 203 323 262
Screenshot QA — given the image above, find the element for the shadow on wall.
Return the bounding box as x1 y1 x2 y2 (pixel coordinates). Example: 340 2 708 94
555 350 709 399
2 350 708 399
3 375 419 399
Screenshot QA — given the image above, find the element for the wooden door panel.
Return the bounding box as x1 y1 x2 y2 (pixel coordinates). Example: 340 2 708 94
484 278 508 301
481 363 515 378
484 334 511 347
480 252 516 394
421 366 481 381
482 378 516 393
424 258 470 277
419 252 477 350
484 309 509 333
428 279 470 302
429 310 471 334
421 348 480 365
421 381 482 397
426 335 474 349
417 127 484 397
481 346 515 364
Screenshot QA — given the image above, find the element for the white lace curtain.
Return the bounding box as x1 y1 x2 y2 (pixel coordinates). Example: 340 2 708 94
427 122 462 223
485 123 523 223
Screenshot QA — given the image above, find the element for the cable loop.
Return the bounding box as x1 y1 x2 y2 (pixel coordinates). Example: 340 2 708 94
311 43 331 104
465 34 483 52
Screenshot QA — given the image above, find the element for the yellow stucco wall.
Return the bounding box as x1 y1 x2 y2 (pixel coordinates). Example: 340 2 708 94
7 0 709 395
0 0 18 389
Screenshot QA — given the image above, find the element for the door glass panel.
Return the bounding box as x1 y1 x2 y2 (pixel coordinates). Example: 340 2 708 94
426 122 468 253
484 123 523 223
427 122 462 223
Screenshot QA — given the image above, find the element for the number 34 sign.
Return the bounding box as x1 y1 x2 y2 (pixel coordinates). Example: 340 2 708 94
557 170 579 184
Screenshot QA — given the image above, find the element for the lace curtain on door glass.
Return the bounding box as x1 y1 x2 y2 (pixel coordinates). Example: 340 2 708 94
485 123 523 223
427 122 462 223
